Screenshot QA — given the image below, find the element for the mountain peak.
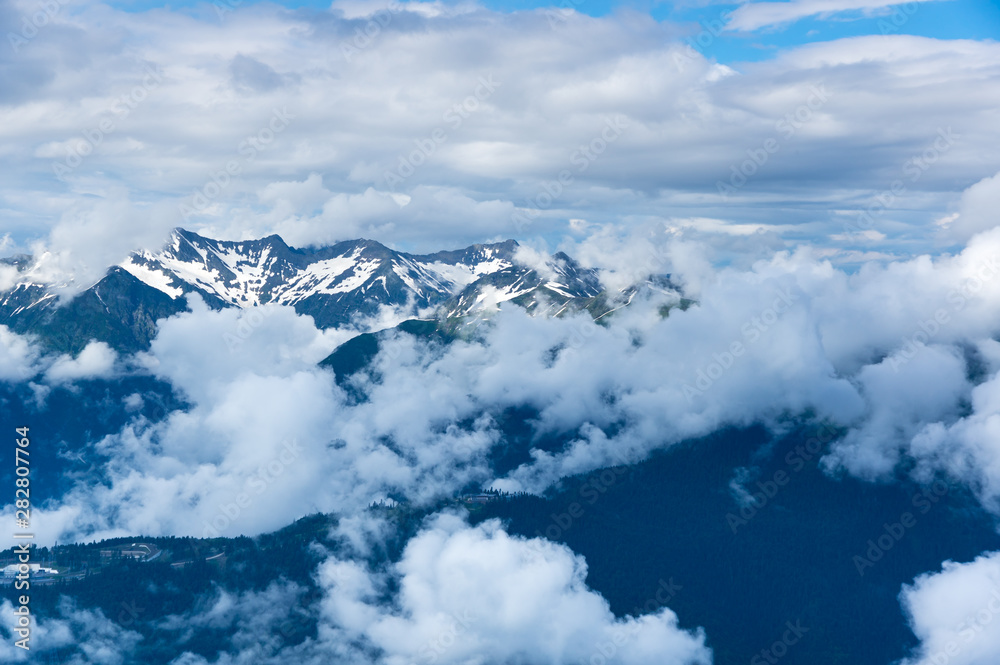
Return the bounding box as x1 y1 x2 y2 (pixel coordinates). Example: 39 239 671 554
0 254 33 270
0 230 644 354
116 230 543 324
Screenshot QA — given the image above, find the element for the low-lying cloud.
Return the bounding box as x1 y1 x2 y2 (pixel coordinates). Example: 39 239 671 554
7 222 1000 549
901 550 1000 665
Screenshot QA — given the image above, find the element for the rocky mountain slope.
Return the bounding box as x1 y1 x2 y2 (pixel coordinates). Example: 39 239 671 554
0 230 666 354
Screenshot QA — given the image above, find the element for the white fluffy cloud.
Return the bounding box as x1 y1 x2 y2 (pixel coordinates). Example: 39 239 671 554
905 367 1000 513
135 514 709 665
1 327 121 385
45 340 118 384
823 344 969 479
15 296 501 543
0 597 142 664
901 551 1000 665
314 513 711 665
948 170 1000 243
0 324 40 382
139 294 351 403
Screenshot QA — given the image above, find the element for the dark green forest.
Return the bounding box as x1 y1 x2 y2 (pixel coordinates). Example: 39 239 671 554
5 424 1000 664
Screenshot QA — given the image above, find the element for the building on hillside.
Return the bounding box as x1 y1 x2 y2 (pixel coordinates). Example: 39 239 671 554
463 494 493 504
100 543 154 561
3 563 58 578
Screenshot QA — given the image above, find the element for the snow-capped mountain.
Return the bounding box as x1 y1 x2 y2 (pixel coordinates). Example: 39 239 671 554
0 230 631 354
119 229 523 327
441 252 604 319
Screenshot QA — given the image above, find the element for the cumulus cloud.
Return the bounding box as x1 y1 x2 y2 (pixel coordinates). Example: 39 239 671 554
5 3 1000 661
823 343 969 479
134 514 709 665
901 551 1000 665
904 366 1000 513
947 170 1000 243
12 297 498 543
0 597 142 664
0 325 41 382
45 341 118 384
138 294 351 403
1 325 121 386
313 513 711 665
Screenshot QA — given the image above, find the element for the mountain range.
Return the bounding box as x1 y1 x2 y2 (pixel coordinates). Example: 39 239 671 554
0 229 669 354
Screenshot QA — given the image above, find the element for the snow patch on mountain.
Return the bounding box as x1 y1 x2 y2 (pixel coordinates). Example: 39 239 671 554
116 230 531 322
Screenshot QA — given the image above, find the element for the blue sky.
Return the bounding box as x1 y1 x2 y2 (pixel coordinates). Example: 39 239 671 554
666 0 1000 63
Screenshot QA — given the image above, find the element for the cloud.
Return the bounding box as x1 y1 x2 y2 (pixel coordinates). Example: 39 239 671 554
947 170 1000 243
0 597 142 664
230 54 291 93
0 325 41 382
24 191 181 294
823 343 969 479
726 0 938 32
159 580 308 657
138 294 351 403
0 2 998 267
45 341 118 384
903 365 1000 513
0 262 19 292
901 551 1000 665
12 297 498 543
314 513 712 665
116 513 709 665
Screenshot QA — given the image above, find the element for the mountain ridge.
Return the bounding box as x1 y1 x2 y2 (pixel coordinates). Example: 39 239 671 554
0 229 673 355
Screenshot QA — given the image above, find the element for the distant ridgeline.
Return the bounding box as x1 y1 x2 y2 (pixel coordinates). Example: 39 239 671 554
0 229 681 355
